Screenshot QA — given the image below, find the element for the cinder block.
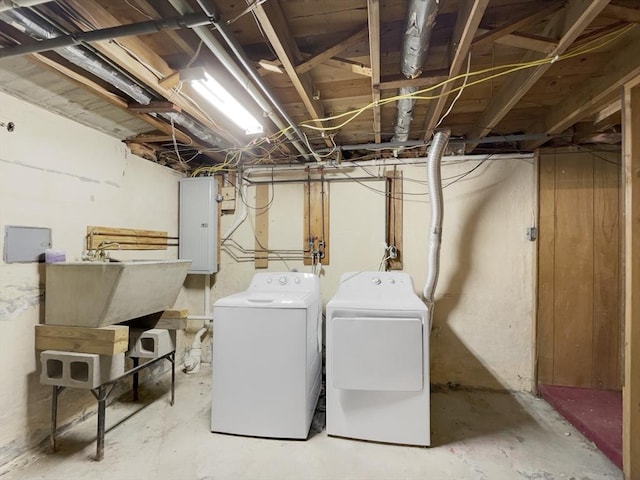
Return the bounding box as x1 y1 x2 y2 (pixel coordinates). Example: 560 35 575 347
40 350 125 389
128 329 175 359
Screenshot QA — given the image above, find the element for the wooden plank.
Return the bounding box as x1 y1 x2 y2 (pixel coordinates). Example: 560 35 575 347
523 27 640 150
622 81 640 480
35 325 128 356
86 226 170 250
156 318 188 330
323 57 372 77
295 26 369 74
385 170 403 270
421 0 489 139
493 32 558 54
553 153 595 387
253 1 332 146
471 1 564 51
603 4 640 23
379 69 449 90
127 101 181 113
466 0 611 151
303 181 330 266
161 309 188 319
537 153 556 385
255 185 269 268
368 0 382 143
592 154 622 390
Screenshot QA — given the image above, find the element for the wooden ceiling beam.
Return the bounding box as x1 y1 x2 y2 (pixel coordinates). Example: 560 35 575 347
323 57 372 77
126 0 197 56
368 0 382 143
421 0 489 140
522 27 640 150
295 26 369 75
253 1 332 147
593 99 622 130
465 0 612 152
379 69 449 90
471 1 564 51
493 32 558 54
61 0 240 147
603 4 640 23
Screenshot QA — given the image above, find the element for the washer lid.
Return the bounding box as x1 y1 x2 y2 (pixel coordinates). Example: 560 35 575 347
214 290 316 309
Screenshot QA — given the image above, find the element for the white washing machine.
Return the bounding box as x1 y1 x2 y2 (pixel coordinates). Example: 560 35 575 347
211 272 322 439
326 271 430 446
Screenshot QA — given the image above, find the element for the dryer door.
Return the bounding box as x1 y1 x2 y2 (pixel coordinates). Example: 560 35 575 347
331 316 423 391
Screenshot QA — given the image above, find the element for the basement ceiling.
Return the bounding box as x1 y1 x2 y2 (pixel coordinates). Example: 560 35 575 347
0 0 638 170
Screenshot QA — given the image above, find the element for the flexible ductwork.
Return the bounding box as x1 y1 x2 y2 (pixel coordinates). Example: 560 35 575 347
422 129 450 306
393 0 440 142
169 0 314 162
0 8 229 148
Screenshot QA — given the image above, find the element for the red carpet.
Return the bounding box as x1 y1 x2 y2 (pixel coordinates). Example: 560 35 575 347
539 384 622 469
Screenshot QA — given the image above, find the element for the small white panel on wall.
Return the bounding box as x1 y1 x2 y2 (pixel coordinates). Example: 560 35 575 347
4 226 52 263
179 177 218 274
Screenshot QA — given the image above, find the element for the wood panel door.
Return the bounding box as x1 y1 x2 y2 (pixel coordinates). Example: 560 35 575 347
537 150 622 390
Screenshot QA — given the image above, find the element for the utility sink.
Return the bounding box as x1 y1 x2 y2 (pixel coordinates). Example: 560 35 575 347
45 260 191 327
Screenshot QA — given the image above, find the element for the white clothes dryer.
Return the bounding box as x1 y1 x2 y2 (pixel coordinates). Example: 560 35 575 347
211 272 322 439
326 271 430 446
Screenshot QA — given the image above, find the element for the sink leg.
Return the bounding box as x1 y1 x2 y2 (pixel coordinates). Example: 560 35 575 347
132 357 139 402
96 385 106 461
170 352 175 406
50 386 61 452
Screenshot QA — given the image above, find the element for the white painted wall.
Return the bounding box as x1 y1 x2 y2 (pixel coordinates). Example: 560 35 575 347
0 91 182 467
210 157 536 392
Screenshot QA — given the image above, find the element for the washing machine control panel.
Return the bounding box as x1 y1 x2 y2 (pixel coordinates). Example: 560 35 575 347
249 272 318 292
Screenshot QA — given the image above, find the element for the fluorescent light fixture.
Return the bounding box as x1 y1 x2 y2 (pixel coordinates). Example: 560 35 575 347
189 71 263 135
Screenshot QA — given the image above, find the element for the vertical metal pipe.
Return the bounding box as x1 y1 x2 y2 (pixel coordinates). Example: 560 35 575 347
170 353 175 406
132 357 140 402
50 385 59 452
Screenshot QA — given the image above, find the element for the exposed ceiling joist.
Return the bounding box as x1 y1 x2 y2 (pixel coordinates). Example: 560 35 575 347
323 57 371 77
602 3 640 23
593 99 622 130
295 26 368 75
471 1 564 51
493 31 558 53
379 69 449 90
367 0 382 143
522 26 640 150
465 0 612 151
253 0 333 146
421 0 489 140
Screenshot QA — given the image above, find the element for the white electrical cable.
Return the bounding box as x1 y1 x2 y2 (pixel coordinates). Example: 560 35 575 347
435 52 472 129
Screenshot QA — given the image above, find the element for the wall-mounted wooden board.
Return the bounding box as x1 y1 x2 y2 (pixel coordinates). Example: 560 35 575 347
385 170 403 270
86 226 172 250
255 185 269 268
303 180 330 266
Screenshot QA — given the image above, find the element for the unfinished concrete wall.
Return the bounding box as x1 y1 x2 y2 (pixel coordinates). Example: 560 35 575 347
0 91 182 467
207 157 536 392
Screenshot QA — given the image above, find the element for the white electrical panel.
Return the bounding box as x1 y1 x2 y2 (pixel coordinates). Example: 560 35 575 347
179 177 218 274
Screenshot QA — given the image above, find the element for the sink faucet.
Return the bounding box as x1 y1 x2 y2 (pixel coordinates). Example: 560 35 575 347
83 241 121 262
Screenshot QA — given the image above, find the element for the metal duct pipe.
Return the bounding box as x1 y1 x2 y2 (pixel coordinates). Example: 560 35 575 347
393 86 416 142
0 0 50 13
393 0 440 142
0 9 228 148
422 129 450 306
168 0 314 162
0 12 216 59
400 0 440 78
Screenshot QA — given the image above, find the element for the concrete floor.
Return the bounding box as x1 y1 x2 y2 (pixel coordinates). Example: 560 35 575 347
2 367 622 480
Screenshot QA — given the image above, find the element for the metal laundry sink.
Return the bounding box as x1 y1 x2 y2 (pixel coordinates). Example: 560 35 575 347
44 260 191 327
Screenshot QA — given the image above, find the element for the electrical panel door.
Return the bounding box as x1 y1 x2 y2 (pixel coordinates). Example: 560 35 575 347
179 177 218 274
